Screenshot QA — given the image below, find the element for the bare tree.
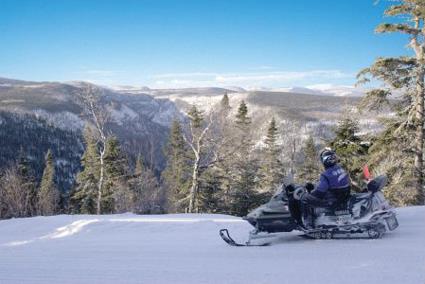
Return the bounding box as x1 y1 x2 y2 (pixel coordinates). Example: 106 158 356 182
0 165 36 218
78 84 110 214
183 106 215 213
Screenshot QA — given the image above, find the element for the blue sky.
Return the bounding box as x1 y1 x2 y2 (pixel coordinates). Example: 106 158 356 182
0 0 410 88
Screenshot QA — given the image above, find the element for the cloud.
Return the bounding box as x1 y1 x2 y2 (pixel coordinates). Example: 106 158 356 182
151 70 354 89
72 69 126 86
82 70 122 77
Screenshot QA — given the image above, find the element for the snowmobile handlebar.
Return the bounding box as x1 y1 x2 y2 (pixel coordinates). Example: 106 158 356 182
293 187 306 201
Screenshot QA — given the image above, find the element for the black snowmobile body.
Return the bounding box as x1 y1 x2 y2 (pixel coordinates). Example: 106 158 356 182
220 175 399 246
246 175 398 237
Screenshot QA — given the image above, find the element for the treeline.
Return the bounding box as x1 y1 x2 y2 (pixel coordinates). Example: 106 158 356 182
0 91 421 219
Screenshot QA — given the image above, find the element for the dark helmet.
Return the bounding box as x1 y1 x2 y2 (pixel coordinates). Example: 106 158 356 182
319 147 338 168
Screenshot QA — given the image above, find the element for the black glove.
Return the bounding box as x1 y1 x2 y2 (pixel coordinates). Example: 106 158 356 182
305 182 315 193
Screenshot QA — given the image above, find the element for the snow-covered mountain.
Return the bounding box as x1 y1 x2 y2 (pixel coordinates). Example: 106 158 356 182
0 77 184 176
259 84 365 97
0 206 423 283
0 77 380 186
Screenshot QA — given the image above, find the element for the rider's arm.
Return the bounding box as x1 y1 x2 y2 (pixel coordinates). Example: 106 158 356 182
311 174 329 199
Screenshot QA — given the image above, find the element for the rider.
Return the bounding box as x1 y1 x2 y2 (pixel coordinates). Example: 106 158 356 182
300 147 351 208
290 148 351 229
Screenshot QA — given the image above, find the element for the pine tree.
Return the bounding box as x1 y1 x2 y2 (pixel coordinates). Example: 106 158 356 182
357 0 425 204
103 136 130 214
37 150 60 215
131 156 162 214
297 136 321 182
220 92 231 114
258 118 284 192
70 127 100 214
162 120 191 212
187 105 203 128
367 119 417 206
197 165 225 213
330 117 368 189
228 101 261 216
235 100 251 127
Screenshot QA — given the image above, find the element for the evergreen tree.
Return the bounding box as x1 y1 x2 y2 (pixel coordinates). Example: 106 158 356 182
330 117 368 189
258 118 284 192
187 105 203 128
297 136 321 182
220 92 231 114
367 119 417 206
235 100 251 127
103 136 131 214
162 120 191 212
70 127 100 214
357 0 425 204
197 166 224 213
228 101 261 216
37 150 60 215
131 156 162 214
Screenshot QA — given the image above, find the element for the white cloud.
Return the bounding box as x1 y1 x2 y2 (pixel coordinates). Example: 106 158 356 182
151 70 354 89
71 69 127 86
82 70 122 77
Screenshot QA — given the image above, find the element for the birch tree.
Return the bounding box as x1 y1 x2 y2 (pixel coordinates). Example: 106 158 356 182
78 84 110 214
183 105 214 213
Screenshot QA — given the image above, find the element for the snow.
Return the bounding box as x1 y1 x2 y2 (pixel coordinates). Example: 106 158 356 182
250 85 366 97
0 207 424 284
108 105 138 126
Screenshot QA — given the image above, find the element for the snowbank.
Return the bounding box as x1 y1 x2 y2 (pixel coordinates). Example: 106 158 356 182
0 207 424 284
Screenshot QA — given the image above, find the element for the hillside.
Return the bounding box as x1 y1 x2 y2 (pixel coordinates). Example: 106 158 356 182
0 78 182 181
0 206 423 284
0 77 381 191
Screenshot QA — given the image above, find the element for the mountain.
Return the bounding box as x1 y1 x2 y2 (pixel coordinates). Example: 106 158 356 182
0 77 184 189
255 85 365 97
0 77 379 191
0 206 423 283
139 86 378 141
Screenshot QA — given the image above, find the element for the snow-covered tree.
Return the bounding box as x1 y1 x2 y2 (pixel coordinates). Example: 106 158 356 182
162 119 192 212
70 127 100 214
258 117 284 192
37 150 60 215
297 136 321 183
358 0 425 204
78 84 110 214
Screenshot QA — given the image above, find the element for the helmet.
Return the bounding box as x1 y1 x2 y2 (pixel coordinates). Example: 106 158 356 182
319 147 338 168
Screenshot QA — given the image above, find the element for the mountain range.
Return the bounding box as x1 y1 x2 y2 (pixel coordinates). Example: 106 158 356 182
0 77 375 191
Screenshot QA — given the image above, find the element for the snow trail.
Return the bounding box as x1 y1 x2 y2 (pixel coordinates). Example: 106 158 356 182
0 207 423 284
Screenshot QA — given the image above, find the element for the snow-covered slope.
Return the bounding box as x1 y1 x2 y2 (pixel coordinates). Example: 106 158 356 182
0 207 424 284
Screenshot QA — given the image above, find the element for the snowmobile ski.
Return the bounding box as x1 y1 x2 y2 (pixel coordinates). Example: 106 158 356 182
219 229 270 247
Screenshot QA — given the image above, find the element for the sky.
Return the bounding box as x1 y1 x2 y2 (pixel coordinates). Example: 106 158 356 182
0 0 412 89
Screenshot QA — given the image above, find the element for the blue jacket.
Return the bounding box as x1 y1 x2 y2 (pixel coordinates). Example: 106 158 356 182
311 164 351 202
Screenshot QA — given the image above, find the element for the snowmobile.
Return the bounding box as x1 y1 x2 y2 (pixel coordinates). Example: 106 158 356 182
219 173 399 247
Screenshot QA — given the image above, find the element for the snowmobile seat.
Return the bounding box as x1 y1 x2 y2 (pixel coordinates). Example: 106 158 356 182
367 175 388 193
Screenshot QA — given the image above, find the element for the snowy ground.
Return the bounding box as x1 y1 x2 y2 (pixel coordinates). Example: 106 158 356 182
0 207 424 284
